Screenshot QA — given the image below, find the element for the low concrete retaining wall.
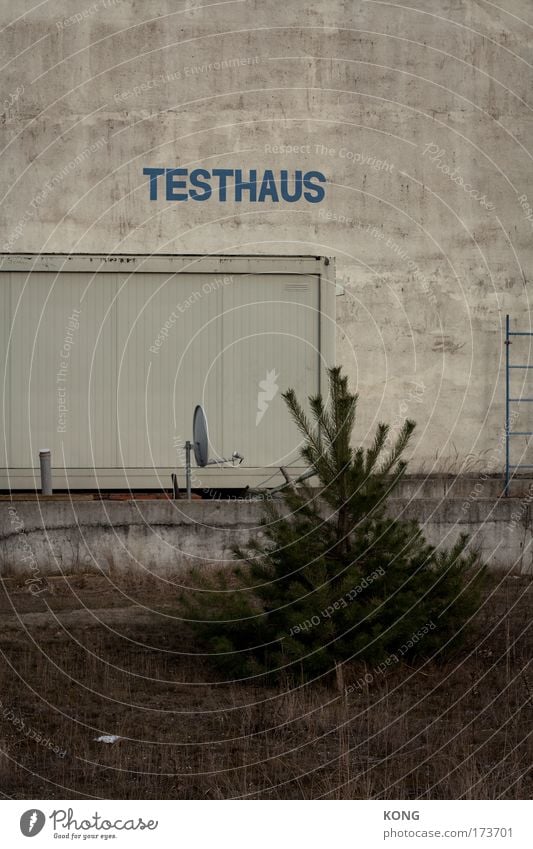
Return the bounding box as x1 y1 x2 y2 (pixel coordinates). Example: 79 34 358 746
0 500 260 578
1 488 532 577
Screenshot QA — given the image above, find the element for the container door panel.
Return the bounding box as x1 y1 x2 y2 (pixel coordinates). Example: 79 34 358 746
219 274 320 467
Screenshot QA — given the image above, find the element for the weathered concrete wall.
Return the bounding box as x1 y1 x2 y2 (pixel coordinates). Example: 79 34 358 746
0 1 531 469
1 500 262 578
2 493 532 577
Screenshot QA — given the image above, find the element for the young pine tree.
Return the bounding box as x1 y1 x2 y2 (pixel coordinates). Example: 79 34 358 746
183 367 485 682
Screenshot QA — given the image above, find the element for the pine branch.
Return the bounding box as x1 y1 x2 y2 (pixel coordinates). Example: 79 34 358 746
364 422 389 475
378 419 415 477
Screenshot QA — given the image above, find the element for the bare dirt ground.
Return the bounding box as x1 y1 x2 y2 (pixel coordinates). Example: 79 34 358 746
0 571 531 799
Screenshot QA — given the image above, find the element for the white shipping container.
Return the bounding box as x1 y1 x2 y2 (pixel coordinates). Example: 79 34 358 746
0 254 335 490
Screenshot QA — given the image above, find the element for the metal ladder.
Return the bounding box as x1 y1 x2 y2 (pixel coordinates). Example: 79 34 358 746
505 314 533 495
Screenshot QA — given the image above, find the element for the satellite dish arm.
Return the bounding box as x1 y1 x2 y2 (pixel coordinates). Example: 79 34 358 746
202 451 244 467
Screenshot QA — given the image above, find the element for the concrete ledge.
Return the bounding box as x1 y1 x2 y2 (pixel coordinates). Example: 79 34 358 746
388 498 532 573
1 494 532 577
0 500 263 577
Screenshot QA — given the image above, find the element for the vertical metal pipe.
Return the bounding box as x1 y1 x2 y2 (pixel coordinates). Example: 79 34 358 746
39 449 52 496
185 440 192 501
505 314 510 497
171 473 179 500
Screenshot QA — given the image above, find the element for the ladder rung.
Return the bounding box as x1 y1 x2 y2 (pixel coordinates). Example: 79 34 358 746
509 432 533 436
509 398 533 402
509 331 533 336
509 365 533 369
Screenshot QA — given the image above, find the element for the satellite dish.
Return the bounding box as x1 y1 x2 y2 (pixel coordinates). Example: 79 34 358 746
193 405 209 467
175 404 244 501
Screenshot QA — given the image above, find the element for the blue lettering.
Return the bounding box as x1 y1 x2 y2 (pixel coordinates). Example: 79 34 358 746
166 168 188 201
280 169 302 202
212 169 234 201
143 167 165 200
303 170 326 203
141 167 326 203
189 168 212 201
258 169 279 202
235 168 257 202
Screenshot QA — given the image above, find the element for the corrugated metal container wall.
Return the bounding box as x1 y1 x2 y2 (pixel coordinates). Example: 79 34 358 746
0 255 335 490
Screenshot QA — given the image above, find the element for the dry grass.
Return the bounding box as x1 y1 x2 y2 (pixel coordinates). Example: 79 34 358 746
0 571 530 799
